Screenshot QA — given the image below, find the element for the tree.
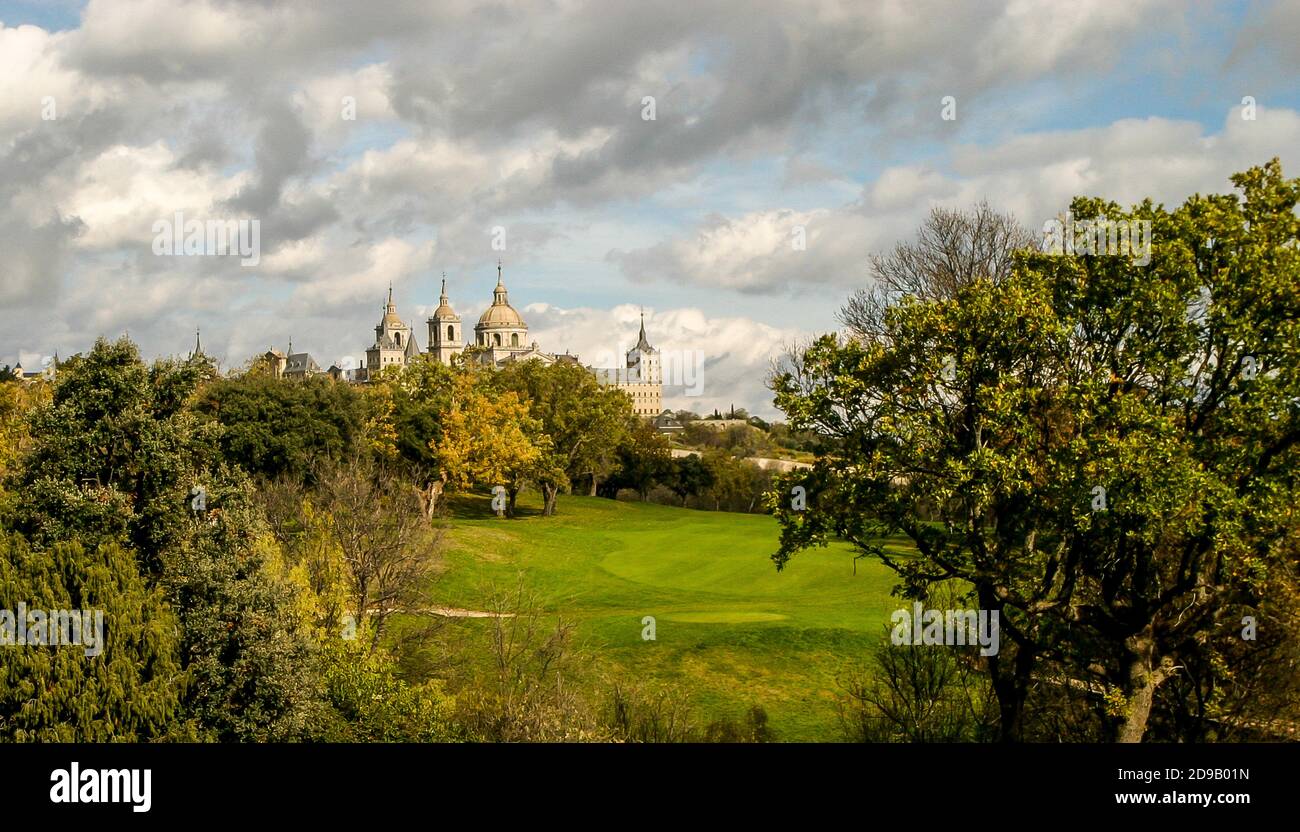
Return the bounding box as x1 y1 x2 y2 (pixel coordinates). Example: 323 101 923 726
600 419 671 500
0 376 49 484
494 360 633 515
701 451 773 513
770 162 1300 742
194 373 366 482
0 533 187 741
164 478 324 741
314 452 439 643
13 341 217 565
10 337 324 740
435 371 541 517
839 200 1035 341
668 454 714 506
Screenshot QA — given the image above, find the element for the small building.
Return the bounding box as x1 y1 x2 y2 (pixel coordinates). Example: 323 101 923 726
327 364 365 382
652 410 684 434
284 352 323 379
262 349 288 378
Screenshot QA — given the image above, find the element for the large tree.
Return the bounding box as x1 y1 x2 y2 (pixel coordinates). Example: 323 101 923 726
434 369 541 517
771 161 1300 742
494 360 633 515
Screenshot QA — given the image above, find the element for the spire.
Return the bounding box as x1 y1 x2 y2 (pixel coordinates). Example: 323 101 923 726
633 307 652 351
387 282 395 311
440 273 449 303
492 262 509 305
193 328 202 357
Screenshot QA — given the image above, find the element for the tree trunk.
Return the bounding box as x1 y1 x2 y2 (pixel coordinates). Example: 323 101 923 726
588 477 598 497
542 484 558 516
978 586 1033 742
507 487 519 518
419 480 443 520
1117 630 1165 743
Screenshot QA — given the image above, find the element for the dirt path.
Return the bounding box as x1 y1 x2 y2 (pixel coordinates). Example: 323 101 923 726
369 606 514 618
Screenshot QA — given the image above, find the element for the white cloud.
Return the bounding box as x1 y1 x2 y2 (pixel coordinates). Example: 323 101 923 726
53 142 251 250
615 106 1300 294
525 303 802 417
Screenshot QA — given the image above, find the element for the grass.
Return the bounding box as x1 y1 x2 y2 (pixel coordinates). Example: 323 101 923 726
398 491 913 741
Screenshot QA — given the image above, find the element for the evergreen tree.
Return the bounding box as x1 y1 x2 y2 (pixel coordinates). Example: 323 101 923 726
0 533 187 741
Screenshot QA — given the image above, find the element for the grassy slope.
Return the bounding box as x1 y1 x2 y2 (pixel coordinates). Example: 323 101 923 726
409 491 912 741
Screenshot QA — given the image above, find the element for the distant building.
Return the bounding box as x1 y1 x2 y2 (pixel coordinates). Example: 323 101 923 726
652 410 684 434
426 277 465 366
327 364 365 382
11 355 59 383
283 351 323 379
262 348 288 378
364 286 421 379
277 264 671 419
591 313 662 418
696 418 750 431
426 268 664 417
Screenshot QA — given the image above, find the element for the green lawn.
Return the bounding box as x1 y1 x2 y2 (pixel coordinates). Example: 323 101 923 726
401 491 911 741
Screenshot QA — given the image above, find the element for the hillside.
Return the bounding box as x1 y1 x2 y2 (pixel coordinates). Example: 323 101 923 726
398 492 913 741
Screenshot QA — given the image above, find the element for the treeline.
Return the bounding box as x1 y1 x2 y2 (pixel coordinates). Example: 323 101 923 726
195 355 785 516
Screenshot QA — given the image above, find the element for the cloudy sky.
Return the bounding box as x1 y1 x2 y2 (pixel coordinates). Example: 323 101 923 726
1 0 1297 416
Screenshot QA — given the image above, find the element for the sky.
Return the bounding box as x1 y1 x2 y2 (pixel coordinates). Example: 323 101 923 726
0 0 1297 417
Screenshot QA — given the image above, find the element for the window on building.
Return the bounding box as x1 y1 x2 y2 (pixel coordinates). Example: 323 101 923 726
511 333 519 347
447 325 454 341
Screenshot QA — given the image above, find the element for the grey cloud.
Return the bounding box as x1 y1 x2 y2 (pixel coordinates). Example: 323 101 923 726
0 212 84 307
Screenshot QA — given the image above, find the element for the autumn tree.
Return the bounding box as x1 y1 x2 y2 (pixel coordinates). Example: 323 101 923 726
494 360 633 515
435 370 541 517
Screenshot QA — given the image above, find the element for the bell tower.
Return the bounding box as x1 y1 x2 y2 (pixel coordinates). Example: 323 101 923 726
428 275 464 365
